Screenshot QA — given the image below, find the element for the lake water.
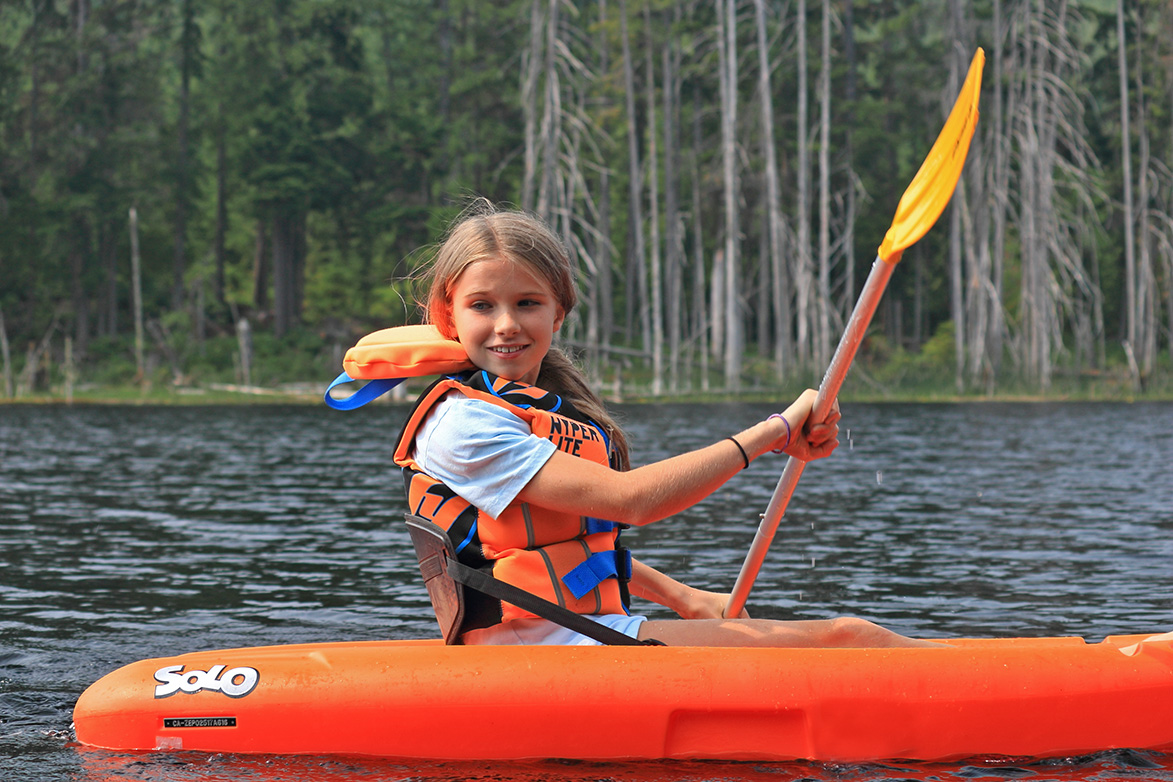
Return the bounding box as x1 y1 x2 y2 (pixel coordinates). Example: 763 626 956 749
2 400 1172 781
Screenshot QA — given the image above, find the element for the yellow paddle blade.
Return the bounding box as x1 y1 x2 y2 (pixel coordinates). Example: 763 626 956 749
877 48 984 263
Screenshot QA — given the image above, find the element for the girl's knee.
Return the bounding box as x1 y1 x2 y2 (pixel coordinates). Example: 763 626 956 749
825 616 937 648
826 616 887 647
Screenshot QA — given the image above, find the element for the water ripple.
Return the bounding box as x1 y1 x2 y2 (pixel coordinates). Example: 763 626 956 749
2 402 1172 779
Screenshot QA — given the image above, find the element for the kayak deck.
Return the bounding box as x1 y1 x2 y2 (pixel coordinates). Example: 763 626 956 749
73 634 1173 763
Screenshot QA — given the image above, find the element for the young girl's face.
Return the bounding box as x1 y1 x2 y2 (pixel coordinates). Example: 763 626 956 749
447 257 565 385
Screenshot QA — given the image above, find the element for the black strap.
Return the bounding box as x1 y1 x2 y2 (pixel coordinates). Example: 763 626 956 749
443 557 663 647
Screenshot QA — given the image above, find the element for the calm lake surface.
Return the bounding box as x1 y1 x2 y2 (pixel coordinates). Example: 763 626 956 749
2 400 1172 781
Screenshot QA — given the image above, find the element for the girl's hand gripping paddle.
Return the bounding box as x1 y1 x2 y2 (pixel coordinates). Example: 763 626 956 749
725 49 985 619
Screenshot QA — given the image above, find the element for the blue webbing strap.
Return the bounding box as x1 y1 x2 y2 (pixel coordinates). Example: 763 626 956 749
584 517 619 535
323 372 405 411
560 549 633 600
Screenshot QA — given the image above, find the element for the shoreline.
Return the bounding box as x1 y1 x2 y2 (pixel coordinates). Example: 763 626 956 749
3 382 1170 407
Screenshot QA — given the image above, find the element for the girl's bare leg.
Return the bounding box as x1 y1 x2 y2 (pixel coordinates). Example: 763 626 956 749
638 616 942 648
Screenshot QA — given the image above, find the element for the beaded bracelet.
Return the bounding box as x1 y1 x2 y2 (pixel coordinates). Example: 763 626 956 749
767 413 791 454
726 436 750 469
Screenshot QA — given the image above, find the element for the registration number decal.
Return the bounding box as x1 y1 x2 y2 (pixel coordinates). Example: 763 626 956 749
163 716 237 729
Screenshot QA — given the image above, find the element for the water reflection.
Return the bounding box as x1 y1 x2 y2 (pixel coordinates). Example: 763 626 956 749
71 747 1173 782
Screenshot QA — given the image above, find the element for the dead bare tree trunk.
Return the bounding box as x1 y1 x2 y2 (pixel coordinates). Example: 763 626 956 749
520 0 543 213
1020 1 1052 389
841 0 858 312
1116 0 1137 374
794 0 813 369
620 0 651 362
691 84 710 392
662 9 685 393
643 4 664 395
1130 7 1158 379
711 246 725 369
950 188 965 393
988 0 1009 383
717 0 742 390
1009 0 1102 390
753 0 792 377
536 0 561 220
236 317 253 387
961 0 997 394
591 0 614 377
815 0 832 370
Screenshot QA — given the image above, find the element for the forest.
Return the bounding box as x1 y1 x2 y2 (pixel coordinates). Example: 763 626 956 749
1 0 1171 401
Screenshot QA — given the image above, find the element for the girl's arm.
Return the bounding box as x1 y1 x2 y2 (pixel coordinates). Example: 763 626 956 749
517 388 839 527
628 558 749 620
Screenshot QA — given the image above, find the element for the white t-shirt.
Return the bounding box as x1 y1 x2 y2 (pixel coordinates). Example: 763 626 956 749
411 391 557 519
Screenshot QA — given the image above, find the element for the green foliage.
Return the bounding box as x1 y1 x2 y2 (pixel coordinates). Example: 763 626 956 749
246 328 333 386
82 336 140 386
1 0 1170 400
868 321 956 390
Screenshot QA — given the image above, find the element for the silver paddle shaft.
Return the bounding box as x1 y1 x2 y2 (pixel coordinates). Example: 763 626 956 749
725 256 898 618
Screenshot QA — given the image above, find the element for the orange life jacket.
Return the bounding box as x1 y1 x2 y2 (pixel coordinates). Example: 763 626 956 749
393 370 631 634
325 325 631 636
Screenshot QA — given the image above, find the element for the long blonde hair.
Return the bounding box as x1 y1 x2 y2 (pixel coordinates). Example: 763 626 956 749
420 203 630 470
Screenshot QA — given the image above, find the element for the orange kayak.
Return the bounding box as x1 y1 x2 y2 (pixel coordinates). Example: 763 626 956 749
74 634 1173 763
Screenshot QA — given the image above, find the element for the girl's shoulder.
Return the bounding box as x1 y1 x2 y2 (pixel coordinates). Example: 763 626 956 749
423 390 532 439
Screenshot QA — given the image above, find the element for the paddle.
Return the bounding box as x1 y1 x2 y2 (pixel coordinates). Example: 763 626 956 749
724 49 986 619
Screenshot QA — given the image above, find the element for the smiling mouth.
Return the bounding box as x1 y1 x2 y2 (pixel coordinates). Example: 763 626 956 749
489 345 527 355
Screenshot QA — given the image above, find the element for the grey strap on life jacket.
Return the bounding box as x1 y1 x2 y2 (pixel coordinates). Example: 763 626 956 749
405 515 663 647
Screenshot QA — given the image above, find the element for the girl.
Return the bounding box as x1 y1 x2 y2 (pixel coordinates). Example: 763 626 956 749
396 203 935 648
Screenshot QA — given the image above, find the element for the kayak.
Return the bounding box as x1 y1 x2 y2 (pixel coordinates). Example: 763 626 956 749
73 633 1173 762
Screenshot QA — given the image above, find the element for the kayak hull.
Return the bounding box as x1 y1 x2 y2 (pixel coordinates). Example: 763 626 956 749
73 634 1173 762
